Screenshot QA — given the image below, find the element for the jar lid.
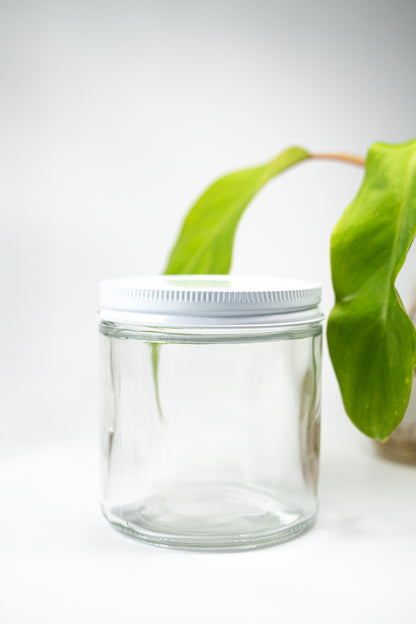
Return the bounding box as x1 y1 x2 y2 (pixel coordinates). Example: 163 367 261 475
99 275 322 327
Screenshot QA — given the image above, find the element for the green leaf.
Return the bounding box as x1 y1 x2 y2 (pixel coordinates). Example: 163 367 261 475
165 147 310 274
328 139 416 440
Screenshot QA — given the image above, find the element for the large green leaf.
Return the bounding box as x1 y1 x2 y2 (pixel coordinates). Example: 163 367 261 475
165 147 310 274
328 139 416 440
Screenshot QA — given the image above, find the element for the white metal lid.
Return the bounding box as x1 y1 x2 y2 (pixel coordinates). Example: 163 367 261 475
99 275 323 327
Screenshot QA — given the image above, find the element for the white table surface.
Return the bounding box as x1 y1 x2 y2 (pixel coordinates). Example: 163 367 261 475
2 420 416 624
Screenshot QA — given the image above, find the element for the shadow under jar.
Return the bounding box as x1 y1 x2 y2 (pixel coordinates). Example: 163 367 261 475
98 275 323 551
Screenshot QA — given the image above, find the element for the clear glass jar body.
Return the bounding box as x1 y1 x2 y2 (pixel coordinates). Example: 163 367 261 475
99 320 322 551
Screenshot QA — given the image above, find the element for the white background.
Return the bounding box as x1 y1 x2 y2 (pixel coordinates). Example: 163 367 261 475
1 0 416 621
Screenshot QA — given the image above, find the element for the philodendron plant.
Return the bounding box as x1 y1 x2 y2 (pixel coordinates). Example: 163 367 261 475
163 138 416 441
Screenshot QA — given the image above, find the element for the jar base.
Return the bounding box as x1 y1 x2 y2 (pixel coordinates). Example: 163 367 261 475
102 482 316 551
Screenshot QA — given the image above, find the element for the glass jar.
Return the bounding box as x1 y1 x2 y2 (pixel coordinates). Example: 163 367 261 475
98 275 323 551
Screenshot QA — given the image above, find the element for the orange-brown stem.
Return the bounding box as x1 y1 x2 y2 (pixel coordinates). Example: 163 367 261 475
311 152 366 167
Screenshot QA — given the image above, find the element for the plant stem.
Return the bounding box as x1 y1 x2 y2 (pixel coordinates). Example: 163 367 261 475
311 152 366 167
